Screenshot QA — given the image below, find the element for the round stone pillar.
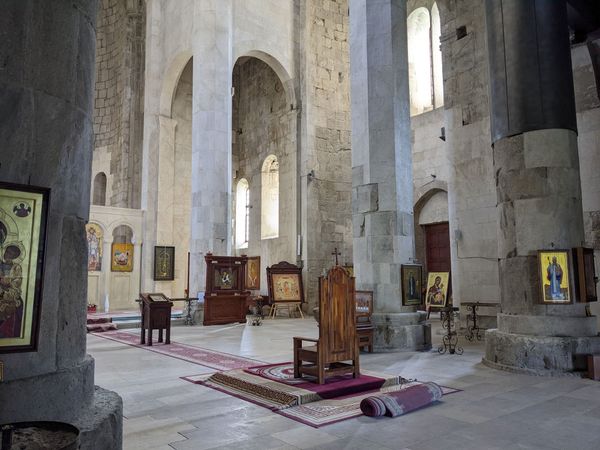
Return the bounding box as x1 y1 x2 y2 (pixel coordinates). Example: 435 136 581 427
484 0 600 374
0 1 122 447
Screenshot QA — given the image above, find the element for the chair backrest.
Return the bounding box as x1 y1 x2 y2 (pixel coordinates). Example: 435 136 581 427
355 290 373 319
318 266 356 363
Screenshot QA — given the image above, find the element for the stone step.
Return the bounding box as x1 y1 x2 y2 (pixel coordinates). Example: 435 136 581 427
86 316 113 325
86 323 118 333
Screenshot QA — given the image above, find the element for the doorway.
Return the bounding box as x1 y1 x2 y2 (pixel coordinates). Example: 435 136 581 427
424 222 451 272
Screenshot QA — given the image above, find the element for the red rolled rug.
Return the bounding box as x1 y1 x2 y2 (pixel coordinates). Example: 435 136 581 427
360 382 443 417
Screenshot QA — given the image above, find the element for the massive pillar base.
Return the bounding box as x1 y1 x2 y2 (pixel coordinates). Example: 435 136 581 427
78 387 123 450
484 314 600 376
372 312 431 352
0 356 123 450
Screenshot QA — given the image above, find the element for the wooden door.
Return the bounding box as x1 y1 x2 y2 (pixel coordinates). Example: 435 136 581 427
425 222 451 272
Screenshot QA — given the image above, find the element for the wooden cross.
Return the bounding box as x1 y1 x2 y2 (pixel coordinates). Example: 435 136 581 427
332 247 341 266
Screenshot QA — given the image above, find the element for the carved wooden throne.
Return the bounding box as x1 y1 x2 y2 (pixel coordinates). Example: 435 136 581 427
293 265 359 384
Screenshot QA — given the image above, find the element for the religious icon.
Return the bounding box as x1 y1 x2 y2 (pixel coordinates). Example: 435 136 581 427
537 250 572 304
12 202 31 218
425 272 450 308
401 264 423 306
0 183 49 353
86 223 103 272
111 243 134 272
245 256 260 290
153 246 175 281
214 267 236 290
271 273 301 301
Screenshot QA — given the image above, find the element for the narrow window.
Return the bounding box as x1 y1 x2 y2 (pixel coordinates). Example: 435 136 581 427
432 3 444 108
236 178 250 248
93 172 107 206
407 8 433 116
261 155 279 239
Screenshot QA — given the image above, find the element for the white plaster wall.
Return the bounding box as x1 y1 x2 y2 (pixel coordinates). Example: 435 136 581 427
141 0 296 296
88 205 144 311
411 108 449 203
419 190 448 225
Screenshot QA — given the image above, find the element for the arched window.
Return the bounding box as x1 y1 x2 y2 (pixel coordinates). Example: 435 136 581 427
261 155 279 239
235 178 250 249
112 225 133 244
92 172 107 206
431 3 444 108
407 8 433 116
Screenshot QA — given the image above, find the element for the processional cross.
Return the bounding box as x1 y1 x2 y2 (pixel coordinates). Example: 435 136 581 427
332 247 341 266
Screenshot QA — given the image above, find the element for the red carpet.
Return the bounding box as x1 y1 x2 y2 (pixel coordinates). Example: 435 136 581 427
245 362 389 399
91 330 262 371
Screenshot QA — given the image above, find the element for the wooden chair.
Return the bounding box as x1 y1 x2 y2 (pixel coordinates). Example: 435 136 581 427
355 291 374 352
293 265 359 384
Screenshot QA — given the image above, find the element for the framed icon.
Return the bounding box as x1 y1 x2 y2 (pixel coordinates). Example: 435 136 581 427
154 246 175 281
0 182 49 353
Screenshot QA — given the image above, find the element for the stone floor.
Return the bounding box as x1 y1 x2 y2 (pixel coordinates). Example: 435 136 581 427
88 318 600 450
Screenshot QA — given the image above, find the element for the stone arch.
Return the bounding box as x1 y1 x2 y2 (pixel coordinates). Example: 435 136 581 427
159 51 194 118
413 186 449 271
108 221 137 243
414 181 448 212
111 224 134 244
234 49 296 109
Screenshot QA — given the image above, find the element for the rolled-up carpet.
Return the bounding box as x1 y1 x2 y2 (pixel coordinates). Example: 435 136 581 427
360 382 443 417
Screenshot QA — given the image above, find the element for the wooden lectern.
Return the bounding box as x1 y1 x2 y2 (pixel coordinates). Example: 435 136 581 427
139 293 173 346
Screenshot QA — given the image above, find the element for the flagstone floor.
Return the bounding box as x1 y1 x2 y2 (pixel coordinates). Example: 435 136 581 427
88 318 600 450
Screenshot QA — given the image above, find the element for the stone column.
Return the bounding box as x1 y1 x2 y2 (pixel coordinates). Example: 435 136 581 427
0 1 122 447
103 237 113 312
484 0 600 374
350 0 429 351
189 0 233 296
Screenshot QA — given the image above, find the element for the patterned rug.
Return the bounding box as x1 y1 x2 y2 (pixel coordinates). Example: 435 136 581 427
182 363 460 427
245 362 397 399
92 330 262 371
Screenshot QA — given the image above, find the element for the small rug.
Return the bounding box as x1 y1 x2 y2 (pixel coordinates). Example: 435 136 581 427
182 364 460 427
92 330 262 371
245 362 396 399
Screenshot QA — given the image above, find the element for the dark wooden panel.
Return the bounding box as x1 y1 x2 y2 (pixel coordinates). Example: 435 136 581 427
203 295 247 325
425 222 451 273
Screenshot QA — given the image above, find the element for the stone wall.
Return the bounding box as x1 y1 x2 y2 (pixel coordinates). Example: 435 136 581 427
0 1 122 446
572 43 600 324
93 0 145 209
304 0 352 308
232 57 297 293
439 0 499 314
411 107 449 269
153 59 192 298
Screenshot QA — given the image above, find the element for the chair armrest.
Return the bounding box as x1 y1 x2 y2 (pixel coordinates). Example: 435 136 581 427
293 336 319 343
